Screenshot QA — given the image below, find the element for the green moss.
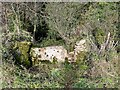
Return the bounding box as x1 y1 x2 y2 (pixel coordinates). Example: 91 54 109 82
76 51 87 63
29 48 36 65
13 41 32 67
94 29 105 45
76 51 88 70
53 57 58 64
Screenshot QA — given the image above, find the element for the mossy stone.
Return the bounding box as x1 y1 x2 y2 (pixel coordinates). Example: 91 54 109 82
13 41 32 67
76 51 87 63
76 51 88 71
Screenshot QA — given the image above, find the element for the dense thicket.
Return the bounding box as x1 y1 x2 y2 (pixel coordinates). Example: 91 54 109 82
1 2 119 88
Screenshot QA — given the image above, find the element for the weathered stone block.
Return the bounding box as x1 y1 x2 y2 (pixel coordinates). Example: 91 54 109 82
74 39 89 61
30 46 68 65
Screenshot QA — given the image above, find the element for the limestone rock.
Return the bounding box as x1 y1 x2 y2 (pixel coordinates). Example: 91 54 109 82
30 46 68 64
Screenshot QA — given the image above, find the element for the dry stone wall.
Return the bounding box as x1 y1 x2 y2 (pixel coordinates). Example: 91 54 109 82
30 39 88 64
13 39 88 67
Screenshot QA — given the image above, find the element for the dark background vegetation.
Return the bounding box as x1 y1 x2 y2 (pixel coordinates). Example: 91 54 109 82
1 2 119 88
